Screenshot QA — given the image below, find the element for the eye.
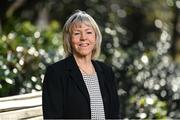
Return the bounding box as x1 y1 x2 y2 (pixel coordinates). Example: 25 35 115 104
73 32 80 35
87 31 93 34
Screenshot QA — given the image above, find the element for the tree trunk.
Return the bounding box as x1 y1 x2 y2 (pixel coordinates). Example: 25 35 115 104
171 4 180 62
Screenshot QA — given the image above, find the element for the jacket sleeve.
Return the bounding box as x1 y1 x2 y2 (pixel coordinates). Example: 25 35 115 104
42 65 64 119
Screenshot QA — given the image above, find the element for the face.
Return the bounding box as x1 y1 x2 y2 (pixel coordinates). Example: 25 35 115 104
71 23 96 58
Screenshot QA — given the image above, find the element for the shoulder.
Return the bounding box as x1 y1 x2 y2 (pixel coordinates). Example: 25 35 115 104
46 57 67 72
94 60 113 73
94 60 116 83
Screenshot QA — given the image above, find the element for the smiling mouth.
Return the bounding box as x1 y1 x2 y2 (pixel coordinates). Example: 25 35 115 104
79 43 89 47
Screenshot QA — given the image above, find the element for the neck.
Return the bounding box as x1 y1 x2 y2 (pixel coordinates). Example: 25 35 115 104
73 54 95 75
73 54 92 66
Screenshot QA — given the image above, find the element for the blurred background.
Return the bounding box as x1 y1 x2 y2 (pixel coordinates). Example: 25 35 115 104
0 0 180 119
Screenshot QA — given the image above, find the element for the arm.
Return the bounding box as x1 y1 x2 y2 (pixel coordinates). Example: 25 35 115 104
42 65 64 119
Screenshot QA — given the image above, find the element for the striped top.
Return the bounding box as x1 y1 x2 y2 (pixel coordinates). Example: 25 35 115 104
82 73 105 120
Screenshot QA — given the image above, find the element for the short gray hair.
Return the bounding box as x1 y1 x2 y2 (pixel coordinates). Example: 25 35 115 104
62 10 102 59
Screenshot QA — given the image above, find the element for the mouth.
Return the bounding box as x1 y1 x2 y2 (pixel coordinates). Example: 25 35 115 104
79 43 89 47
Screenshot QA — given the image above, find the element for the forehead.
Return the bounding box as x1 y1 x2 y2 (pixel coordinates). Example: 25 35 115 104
71 22 93 30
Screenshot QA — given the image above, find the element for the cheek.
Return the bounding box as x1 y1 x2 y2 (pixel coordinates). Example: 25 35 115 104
71 37 79 45
90 34 96 42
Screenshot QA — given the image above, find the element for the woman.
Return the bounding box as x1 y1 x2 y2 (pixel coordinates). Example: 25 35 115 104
42 10 119 119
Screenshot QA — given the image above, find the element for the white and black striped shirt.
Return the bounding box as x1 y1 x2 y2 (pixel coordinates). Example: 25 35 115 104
82 73 105 120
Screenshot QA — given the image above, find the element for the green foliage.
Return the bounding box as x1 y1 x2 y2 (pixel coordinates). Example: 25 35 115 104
1 0 180 119
0 20 63 96
128 94 168 119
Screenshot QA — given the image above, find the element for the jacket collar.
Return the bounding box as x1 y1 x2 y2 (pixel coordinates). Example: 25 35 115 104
65 55 90 101
65 55 108 116
65 55 103 73
65 55 104 98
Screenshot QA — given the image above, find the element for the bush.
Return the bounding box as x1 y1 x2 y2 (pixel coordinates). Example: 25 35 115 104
0 20 63 96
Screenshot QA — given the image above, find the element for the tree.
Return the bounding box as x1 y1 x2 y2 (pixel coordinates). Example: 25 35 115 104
0 0 180 118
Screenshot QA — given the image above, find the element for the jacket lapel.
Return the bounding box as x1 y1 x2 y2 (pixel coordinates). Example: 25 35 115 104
65 55 90 102
92 61 109 118
65 55 109 117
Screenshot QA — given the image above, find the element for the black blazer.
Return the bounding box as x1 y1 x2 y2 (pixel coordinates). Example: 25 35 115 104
42 55 119 119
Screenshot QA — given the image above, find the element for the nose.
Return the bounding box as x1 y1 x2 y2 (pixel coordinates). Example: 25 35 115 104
80 33 86 41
